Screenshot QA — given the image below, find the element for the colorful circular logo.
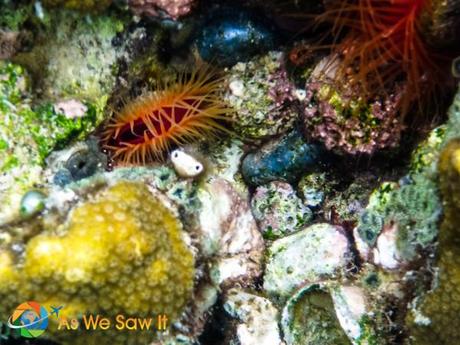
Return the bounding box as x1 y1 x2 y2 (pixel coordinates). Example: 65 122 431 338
7 301 49 338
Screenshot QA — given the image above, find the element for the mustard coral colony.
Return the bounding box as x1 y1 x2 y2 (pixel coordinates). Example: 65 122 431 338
0 181 195 344
102 65 232 165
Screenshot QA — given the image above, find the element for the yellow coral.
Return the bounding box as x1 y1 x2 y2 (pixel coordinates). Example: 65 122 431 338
0 181 194 344
42 0 112 12
408 139 460 344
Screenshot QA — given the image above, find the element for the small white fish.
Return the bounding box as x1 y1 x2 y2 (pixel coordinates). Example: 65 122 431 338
171 149 204 178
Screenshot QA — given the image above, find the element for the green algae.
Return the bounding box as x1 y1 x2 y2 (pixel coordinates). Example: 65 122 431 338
0 61 104 223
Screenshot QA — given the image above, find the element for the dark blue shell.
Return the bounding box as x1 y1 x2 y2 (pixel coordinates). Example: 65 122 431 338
196 9 277 67
242 129 325 187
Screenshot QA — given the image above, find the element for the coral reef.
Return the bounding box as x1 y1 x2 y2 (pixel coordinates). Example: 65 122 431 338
47 138 108 186
198 178 264 287
223 52 299 139
356 174 440 263
0 181 195 344
128 0 196 20
352 87 459 265
102 64 231 165
1 1 459 343
224 289 281 345
298 172 328 209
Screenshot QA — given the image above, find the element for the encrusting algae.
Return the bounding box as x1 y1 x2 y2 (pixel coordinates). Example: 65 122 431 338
0 181 195 344
407 139 460 345
42 0 113 12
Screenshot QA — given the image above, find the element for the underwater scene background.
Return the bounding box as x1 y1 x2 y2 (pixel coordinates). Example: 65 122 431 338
0 0 460 344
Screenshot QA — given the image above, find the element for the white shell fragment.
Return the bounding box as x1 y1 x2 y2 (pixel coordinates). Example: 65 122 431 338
54 99 87 119
229 79 245 97
373 223 402 270
331 286 368 343
171 149 204 178
224 289 282 345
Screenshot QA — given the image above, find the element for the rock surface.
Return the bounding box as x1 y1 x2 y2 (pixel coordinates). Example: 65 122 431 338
264 223 351 298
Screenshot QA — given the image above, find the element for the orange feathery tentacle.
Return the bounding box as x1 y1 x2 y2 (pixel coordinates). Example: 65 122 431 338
101 65 232 166
314 0 448 117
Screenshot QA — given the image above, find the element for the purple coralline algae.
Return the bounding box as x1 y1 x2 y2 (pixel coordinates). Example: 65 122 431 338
128 0 195 20
302 73 404 155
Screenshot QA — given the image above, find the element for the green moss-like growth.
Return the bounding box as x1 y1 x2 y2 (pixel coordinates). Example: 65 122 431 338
0 62 104 223
409 126 446 174
355 315 382 345
0 61 103 165
355 88 460 262
42 0 112 12
0 1 33 31
0 181 195 344
356 122 442 263
357 176 440 260
407 139 460 345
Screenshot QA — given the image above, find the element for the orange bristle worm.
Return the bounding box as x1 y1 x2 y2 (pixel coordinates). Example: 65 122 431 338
101 64 232 166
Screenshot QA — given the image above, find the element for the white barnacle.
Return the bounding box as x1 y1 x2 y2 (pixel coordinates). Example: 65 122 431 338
171 149 204 178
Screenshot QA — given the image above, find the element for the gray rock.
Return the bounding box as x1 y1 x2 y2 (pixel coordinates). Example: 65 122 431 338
251 181 312 239
264 223 351 298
